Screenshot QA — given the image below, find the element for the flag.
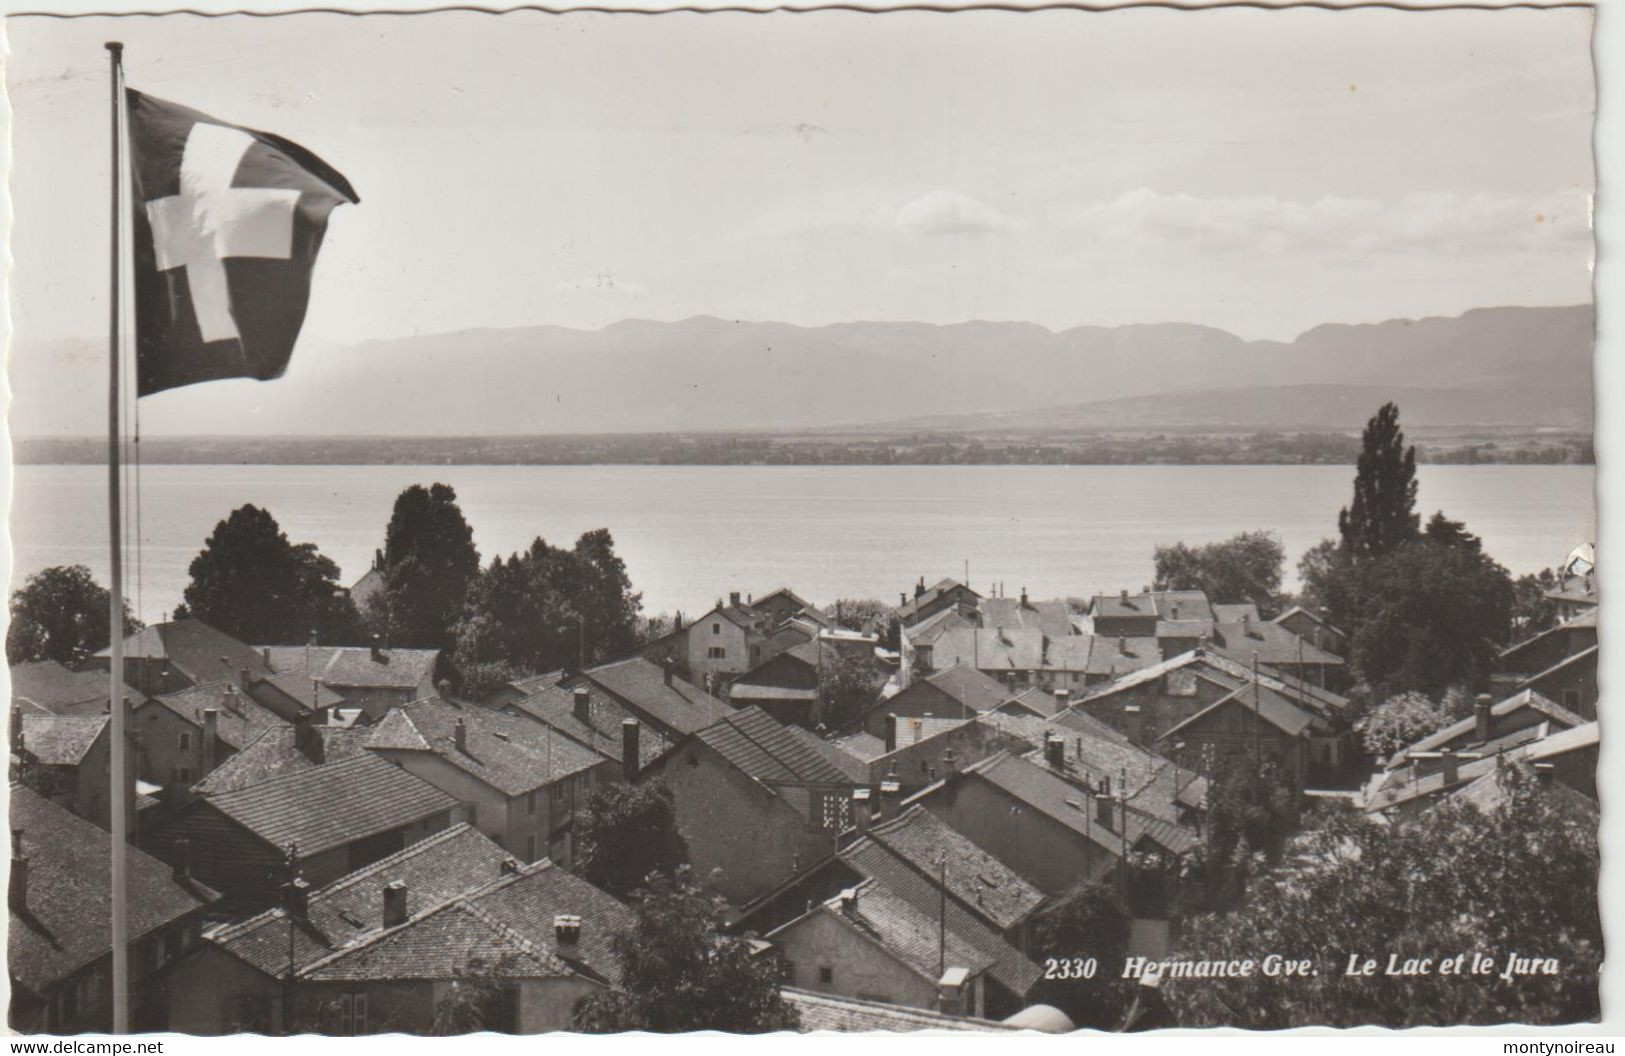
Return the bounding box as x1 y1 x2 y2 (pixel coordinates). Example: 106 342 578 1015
126 89 358 396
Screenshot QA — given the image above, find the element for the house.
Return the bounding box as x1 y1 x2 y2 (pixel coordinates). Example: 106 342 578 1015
1450 756 1601 819
1020 708 1207 830
1153 681 1330 790
726 632 884 730
192 718 374 796
750 587 832 630
559 656 734 744
499 680 668 773
857 665 1011 742
366 698 619 866
1080 590 1213 639
261 641 439 720
1498 609 1597 678
637 706 868 905
1272 605 1349 658
1379 690 1585 771
896 577 981 628
836 806 1046 1016
782 988 1023 1032
1520 721 1599 800
347 549 387 617
767 880 993 1018
141 752 459 910
1072 646 1353 780
88 619 274 700
1200 610 1344 689
898 589 1092 690
9 783 217 1033
1511 644 1598 721
165 823 632 1035
865 715 1036 795
1543 571 1598 621
132 680 286 794
14 714 112 828
908 750 1188 900
8 659 140 717
638 592 791 690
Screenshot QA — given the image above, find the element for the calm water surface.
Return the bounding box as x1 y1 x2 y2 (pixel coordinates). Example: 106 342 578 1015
6 464 1596 625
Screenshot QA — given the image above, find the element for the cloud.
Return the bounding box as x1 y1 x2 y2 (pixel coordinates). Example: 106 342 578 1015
554 274 647 297
895 190 1018 237
1063 188 1592 257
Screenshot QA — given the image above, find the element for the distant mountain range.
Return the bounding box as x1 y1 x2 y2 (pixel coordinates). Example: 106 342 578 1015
7 304 1593 438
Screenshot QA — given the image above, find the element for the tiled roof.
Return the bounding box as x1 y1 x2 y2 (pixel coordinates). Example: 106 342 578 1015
1273 605 1347 636
10 783 215 994
976 597 1078 638
192 724 373 795
897 579 978 622
1037 715 1204 823
1209 619 1344 667
1523 720 1599 761
1211 603 1262 624
838 838 1042 997
1514 644 1598 693
783 988 1018 1032
788 880 995 985
208 823 513 978
101 620 273 686
1081 646 1350 721
252 672 348 712
1384 689 1581 768
830 731 887 762
18 714 107 766
1159 682 1321 741
368 699 609 797
575 657 733 736
1498 609 1597 663
696 707 860 787
8 660 138 713
1083 636 1163 677
922 666 1011 712
961 752 1137 857
864 805 1046 931
201 753 458 857
263 645 439 691
998 687 1068 719
504 683 669 770
301 858 632 985
145 680 286 752
1543 573 1597 606
784 725 872 784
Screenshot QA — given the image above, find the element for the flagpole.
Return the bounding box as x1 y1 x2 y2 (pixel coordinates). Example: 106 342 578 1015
105 39 131 1036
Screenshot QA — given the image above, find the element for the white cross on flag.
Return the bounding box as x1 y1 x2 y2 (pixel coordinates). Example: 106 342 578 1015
127 89 358 396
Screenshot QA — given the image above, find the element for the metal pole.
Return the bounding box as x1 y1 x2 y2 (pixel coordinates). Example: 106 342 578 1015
938 857 947 980
105 40 130 1036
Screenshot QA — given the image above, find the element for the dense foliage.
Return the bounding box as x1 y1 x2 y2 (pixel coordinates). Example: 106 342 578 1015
177 505 362 645
7 564 140 666
574 867 799 1033
1152 530 1286 615
574 781 690 899
370 483 481 651
1360 689 1463 759
1166 765 1601 1027
1205 756 1298 866
812 644 888 732
1030 880 1135 1028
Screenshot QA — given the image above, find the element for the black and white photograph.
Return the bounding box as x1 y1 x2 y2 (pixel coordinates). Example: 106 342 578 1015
0 0 1610 1037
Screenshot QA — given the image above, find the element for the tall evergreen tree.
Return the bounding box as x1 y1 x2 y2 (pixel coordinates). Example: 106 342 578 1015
1338 402 1419 562
373 483 481 650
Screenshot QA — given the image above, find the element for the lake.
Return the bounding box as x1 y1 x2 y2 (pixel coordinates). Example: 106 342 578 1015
5 464 1596 625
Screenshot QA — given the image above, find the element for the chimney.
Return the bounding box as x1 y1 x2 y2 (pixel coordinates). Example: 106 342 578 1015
838 886 859 916
238 667 251 692
1118 636 1128 656
662 658 675 687
10 832 27 911
1120 588 1129 603
1441 748 1458 786
262 646 272 666
221 682 243 717
901 592 909 607
1054 688 1071 710
943 748 959 780
879 766 902 821
729 591 742 609
1170 602 1180 620
884 714 899 753
573 686 591 725
453 718 468 753
1535 762 1555 790
936 967 969 1017
1242 612 1252 634
382 880 409 928
1044 734 1065 769
283 876 311 920
554 914 582 951
1475 693 1493 743
202 708 220 774
294 712 324 764
500 857 521 875
852 788 873 833
1020 586 1029 607
916 577 926 599
622 719 641 783
172 838 192 883
1095 791 1115 829
371 634 383 663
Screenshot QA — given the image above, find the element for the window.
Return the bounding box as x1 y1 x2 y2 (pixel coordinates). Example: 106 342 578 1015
818 966 834 985
712 622 722 636
172 766 192 785
707 646 726 659
178 731 191 751
818 791 851 831
527 790 538 816
334 992 368 1035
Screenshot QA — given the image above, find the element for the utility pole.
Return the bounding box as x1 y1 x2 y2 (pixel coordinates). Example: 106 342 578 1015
938 854 948 980
1252 651 1262 769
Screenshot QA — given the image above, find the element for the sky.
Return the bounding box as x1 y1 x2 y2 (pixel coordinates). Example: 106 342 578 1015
3 7 1597 347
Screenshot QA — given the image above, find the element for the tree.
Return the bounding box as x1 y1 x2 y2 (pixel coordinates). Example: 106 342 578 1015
1360 690 1458 759
573 867 800 1033
1512 568 1560 637
1338 402 1419 563
178 505 363 645
574 781 689 899
833 598 901 650
373 483 480 650
1345 538 1514 698
1153 531 1286 615
814 645 887 732
570 528 644 663
1030 880 1134 1028
1207 757 1298 866
1295 538 1354 629
1164 765 1601 1027
7 564 139 666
